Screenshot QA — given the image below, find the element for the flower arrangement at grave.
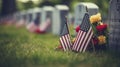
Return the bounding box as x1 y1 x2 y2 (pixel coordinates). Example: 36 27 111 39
89 13 109 50
56 13 109 51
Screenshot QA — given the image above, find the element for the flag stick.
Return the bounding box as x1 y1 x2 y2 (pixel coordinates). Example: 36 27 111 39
65 16 73 49
86 7 96 53
65 16 70 34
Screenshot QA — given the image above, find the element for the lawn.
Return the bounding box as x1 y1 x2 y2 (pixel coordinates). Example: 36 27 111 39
0 25 120 67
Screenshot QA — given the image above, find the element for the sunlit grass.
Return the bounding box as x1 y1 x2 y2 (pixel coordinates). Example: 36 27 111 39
0 25 120 67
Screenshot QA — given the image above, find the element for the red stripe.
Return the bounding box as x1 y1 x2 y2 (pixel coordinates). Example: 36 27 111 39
83 28 93 52
76 31 86 52
65 35 69 49
64 35 69 50
60 36 67 51
60 34 72 51
66 34 72 49
73 31 81 50
74 31 83 51
79 27 92 52
60 37 66 51
73 31 83 50
72 27 93 52
62 36 68 51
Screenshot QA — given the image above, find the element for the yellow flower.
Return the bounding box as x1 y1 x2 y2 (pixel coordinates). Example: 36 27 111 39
72 37 76 44
89 13 102 24
98 35 106 45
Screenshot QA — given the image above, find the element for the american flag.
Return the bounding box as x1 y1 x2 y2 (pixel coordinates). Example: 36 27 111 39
59 17 72 51
72 13 93 52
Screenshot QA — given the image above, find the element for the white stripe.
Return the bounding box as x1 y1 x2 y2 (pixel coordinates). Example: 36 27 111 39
83 28 93 52
82 32 93 52
73 31 81 50
62 36 69 51
76 32 86 52
79 27 92 52
60 37 66 51
65 35 70 50
67 34 71 49
73 31 82 50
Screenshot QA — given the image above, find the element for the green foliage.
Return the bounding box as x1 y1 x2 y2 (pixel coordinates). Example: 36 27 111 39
16 0 36 11
23 1 35 9
0 25 120 67
16 1 25 11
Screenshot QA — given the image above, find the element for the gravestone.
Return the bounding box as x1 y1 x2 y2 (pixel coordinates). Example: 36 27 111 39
32 8 42 25
21 11 27 23
108 0 120 53
74 2 99 28
14 11 27 27
13 12 21 22
68 13 74 24
18 11 27 24
52 5 69 35
26 9 33 25
41 6 54 32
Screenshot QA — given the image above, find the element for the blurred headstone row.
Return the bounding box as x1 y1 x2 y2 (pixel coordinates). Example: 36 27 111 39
0 3 99 35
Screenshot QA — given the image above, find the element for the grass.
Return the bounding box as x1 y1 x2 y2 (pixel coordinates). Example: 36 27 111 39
0 25 120 67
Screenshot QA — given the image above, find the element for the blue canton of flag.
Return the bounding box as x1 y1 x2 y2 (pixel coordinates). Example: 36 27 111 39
72 13 93 52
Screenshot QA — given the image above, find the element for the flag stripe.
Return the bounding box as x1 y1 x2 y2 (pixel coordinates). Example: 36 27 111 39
72 13 93 52
76 31 86 51
74 31 83 49
72 31 79 50
62 35 68 50
74 31 83 50
60 34 72 51
66 34 71 49
79 27 93 52
60 37 67 51
72 31 80 50
79 28 91 52
63 35 69 50
83 28 93 52
64 35 70 50
59 17 72 51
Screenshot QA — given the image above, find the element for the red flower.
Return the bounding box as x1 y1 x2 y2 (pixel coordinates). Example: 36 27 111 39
75 25 80 33
96 24 107 31
35 28 46 34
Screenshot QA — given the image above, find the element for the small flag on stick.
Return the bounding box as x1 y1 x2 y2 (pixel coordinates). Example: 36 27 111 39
59 17 72 51
72 13 93 52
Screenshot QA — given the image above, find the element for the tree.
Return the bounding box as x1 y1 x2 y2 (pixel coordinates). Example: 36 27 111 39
23 1 35 9
39 0 55 7
1 0 17 17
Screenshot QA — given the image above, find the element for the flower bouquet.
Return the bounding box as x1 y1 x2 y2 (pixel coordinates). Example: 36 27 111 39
89 13 109 51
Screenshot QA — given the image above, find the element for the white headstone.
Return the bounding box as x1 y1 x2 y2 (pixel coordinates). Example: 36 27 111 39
26 9 33 24
14 12 21 22
108 0 120 53
21 10 27 21
41 6 54 32
32 7 42 25
68 13 74 24
74 2 99 28
15 11 27 27
52 5 69 35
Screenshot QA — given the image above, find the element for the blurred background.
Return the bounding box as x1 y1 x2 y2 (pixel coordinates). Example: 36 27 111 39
0 0 109 18
2 0 120 67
